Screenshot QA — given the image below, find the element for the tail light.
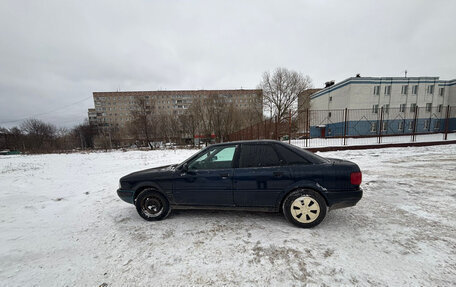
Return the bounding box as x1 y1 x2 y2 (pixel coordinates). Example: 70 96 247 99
350 172 362 185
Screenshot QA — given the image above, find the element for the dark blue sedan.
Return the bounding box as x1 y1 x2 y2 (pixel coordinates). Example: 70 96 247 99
117 140 362 228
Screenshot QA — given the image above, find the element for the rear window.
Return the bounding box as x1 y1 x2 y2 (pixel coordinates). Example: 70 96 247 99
274 144 310 165
279 142 328 164
239 144 281 168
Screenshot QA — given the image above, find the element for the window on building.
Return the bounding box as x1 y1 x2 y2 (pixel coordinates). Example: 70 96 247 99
409 120 414 130
427 85 435 94
426 103 432 112
424 119 430 130
399 104 406 112
398 121 404 131
439 87 444 96
372 104 379 114
370 122 377 132
329 96 332 102
384 85 391 95
383 104 390 113
438 104 443 113
412 85 418 95
328 112 332 118
434 120 440 130
373 86 380 95
410 103 417 112
401 85 408 95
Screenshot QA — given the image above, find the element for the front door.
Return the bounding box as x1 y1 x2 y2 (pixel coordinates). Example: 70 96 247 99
173 145 238 206
233 143 293 207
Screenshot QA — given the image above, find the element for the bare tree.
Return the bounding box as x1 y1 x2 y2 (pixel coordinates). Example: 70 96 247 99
20 118 57 151
180 112 197 145
5 127 24 151
259 67 312 121
243 93 264 126
129 96 155 148
181 94 264 143
0 127 8 150
72 119 97 149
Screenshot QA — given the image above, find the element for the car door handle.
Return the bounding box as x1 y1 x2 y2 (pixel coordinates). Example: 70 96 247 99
220 173 230 179
273 171 284 177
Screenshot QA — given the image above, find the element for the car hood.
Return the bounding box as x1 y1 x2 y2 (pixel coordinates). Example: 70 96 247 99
121 164 178 181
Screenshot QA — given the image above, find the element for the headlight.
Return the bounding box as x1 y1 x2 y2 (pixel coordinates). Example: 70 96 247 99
119 181 122 189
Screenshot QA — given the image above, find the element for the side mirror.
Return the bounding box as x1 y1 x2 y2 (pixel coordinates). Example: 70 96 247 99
181 163 189 172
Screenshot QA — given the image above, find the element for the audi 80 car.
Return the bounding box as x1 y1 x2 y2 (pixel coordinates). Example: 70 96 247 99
117 140 363 228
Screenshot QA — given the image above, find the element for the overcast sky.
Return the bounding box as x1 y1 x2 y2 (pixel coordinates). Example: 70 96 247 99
1 0 455 128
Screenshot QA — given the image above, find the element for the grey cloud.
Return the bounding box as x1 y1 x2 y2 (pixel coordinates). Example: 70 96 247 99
0 0 455 128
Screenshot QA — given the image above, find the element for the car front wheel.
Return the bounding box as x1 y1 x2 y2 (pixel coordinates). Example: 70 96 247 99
283 189 327 228
135 189 170 221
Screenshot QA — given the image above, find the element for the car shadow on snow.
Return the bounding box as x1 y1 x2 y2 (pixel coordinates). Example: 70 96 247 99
115 205 360 231
114 206 286 225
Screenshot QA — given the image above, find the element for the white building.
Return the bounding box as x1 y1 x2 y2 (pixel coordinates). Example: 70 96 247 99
311 76 456 111
305 76 456 137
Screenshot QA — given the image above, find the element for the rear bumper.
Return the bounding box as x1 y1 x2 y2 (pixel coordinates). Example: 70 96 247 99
324 188 363 210
117 189 135 204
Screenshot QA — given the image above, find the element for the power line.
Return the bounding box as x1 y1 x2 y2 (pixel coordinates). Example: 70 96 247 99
0 96 93 125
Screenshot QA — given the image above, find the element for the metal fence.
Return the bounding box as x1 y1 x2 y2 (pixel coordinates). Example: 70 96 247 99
226 106 456 148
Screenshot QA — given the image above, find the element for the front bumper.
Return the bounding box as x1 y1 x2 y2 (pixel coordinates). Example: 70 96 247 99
117 188 135 204
324 188 363 210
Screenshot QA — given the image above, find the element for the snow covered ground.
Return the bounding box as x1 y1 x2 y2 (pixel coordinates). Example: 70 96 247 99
290 132 456 148
1 146 455 286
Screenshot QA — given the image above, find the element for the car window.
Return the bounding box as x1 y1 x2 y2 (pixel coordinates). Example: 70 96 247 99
274 144 311 165
281 142 329 164
188 145 236 170
239 144 281 168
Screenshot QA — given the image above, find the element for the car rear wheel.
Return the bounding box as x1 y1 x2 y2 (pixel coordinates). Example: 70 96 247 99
283 189 327 228
135 189 170 221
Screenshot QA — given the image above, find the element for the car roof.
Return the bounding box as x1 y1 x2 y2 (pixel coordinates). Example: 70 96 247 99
210 140 282 146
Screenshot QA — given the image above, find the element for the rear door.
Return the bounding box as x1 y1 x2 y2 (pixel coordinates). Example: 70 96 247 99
233 143 293 207
173 144 237 206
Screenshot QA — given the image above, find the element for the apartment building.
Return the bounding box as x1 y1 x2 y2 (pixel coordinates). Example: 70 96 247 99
87 108 97 126
89 89 263 132
302 76 456 137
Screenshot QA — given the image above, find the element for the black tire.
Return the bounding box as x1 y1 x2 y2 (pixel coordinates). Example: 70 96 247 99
282 189 327 228
135 189 170 221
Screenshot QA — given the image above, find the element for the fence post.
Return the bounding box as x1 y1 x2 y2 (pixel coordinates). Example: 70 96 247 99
378 107 384 144
412 105 419 142
306 109 310 148
343 108 348 146
288 110 292 144
444 105 450 140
